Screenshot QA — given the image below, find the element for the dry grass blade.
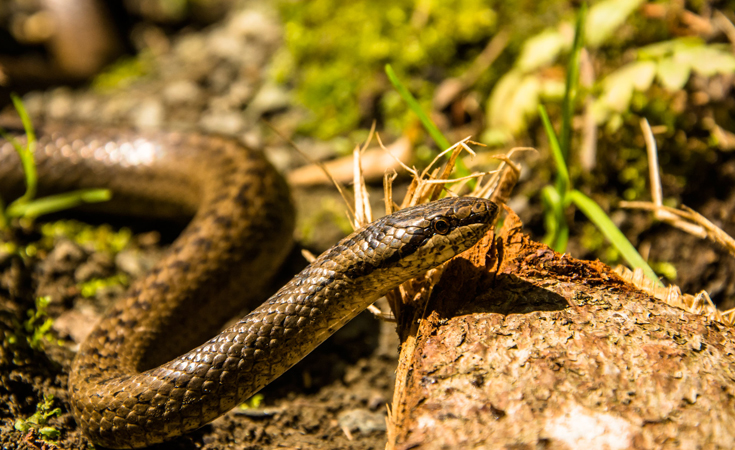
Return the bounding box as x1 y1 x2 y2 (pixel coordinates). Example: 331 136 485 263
383 170 398 216
472 147 535 203
371 137 529 320
620 119 734 253
352 122 377 229
616 118 735 326
614 266 734 327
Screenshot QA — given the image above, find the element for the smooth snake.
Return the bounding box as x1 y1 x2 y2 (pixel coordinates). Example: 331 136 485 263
0 124 499 448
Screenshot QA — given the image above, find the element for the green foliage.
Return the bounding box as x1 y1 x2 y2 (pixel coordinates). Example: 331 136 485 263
484 0 735 143
79 274 130 298
40 221 132 255
537 7 661 286
239 393 265 410
593 38 735 129
384 64 470 179
14 394 62 443
385 64 450 151
274 0 498 139
0 95 112 229
6 296 59 352
92 53 153 92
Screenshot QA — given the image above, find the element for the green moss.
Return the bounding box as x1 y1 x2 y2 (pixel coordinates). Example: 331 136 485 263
239 393 265 410
14 394 62 444
79 274 130 298
650 261 677 282
40 220 132 254
6 296 60 352
274 0 498 139
92 52 154 93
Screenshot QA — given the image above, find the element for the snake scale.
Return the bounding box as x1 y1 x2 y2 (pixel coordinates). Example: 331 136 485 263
0 124 498 448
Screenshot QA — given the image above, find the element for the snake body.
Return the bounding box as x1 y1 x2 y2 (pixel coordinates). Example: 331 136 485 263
0 125 498 448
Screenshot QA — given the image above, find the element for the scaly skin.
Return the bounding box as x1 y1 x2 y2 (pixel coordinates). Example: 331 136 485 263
0 125 498 448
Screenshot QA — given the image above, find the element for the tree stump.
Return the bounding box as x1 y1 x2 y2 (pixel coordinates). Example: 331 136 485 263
387 210 735 450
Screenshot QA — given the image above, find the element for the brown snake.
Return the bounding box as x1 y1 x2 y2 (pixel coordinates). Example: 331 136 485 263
0 124 498 448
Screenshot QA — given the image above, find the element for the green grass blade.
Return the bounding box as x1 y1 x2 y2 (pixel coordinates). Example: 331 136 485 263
386 64 451 150
385 64 471 182
10 94 38 202
10 94 36 143
560 4 587 159
570 189 662 286
541 185 569 252
0 194 6 229
538 104 570 195
6 189 112 219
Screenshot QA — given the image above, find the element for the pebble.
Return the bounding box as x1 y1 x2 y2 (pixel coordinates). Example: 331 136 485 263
15 0 301 168
46 87 75 119
229 9 280 41
337 409 387 434
245 82 290 117
42 239 86 276
163 79 202 105
208 30 247 62
132 98 164 130
74 252 114 282
200 110 245 135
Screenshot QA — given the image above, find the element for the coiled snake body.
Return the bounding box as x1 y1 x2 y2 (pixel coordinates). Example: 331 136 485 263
0 124 498 448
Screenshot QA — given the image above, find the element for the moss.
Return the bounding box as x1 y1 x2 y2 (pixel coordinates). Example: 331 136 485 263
6 296 60 352
92 52 154 93
274 0 499 140
14 394 62 444
79 273 130 298
40 220 132 254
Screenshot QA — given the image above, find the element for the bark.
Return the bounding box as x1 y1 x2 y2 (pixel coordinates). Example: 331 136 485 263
387 210 735 450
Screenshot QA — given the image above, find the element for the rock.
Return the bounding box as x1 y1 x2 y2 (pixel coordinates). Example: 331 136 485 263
200 109 245 135
245 82 290 117
132 98 164 130
337 409 387 434
46 87 75 120
163 79 202 105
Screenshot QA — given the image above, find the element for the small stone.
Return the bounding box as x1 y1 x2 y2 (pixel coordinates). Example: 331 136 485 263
53 308 99 344
207 65 237 93
226 80 255 108
43 239 86 276
337 409 387 434
75 94 101 121
46 87 75 120
208 30 245 62
131 99 164 130
174 34 208 65
74 252 114 282
163 80 202 105
115 249 158 278
245 82 290 117
368 391 387 411
228 9 279 41
200 110 245 135
21 91 45 117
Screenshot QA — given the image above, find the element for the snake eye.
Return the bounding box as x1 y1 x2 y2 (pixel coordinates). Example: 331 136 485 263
432 218 451 235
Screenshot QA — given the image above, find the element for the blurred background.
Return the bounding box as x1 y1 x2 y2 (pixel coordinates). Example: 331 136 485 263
1 0 734 306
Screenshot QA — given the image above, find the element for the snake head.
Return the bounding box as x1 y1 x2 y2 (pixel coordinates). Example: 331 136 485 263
335 197 499 284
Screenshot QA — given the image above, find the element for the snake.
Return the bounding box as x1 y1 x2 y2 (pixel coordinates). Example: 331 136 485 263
0 123 499 448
